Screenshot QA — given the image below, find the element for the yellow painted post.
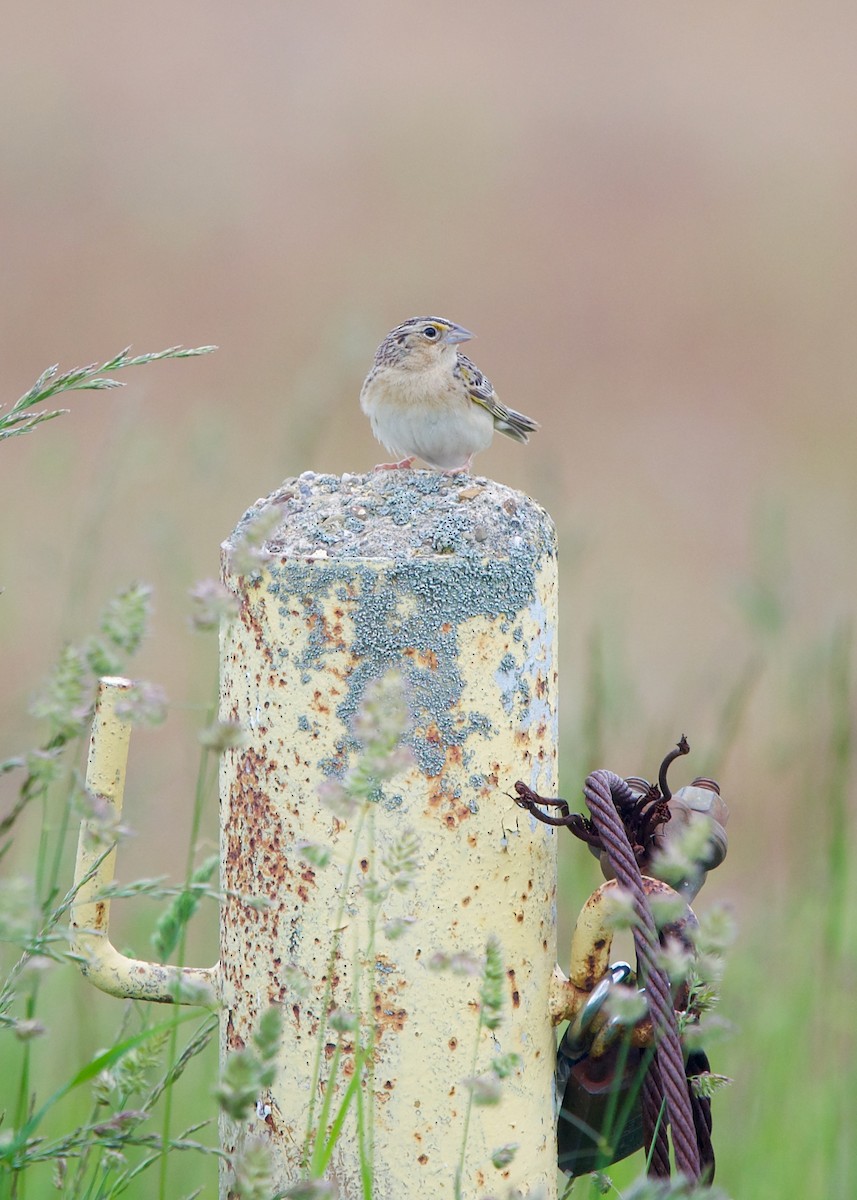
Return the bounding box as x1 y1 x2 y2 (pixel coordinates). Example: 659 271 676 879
219 471 559 1199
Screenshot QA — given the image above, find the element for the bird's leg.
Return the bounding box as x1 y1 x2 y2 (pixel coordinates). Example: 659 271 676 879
443 454 474 476
374 456 415 470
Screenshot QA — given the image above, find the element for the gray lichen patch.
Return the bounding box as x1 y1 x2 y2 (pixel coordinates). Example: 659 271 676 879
223 470 555 564
222 471 557 785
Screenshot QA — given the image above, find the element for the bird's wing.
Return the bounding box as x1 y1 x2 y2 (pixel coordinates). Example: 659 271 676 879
456 354 497 408
456 354 539 443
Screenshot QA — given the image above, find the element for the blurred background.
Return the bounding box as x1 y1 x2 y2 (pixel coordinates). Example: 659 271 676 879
1 3 854 1197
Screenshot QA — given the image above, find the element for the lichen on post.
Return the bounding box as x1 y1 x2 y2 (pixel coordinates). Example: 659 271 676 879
219 470 559 1199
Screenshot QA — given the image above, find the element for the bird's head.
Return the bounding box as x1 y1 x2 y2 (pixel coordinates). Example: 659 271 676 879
374 316 474 370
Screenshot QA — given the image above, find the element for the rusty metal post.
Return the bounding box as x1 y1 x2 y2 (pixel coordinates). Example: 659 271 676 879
219 471 559 1198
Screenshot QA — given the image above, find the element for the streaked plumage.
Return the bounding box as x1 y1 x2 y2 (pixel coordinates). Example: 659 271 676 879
359 316 538 472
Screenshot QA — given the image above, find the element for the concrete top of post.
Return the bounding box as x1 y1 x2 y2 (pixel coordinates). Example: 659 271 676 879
224 470 555 564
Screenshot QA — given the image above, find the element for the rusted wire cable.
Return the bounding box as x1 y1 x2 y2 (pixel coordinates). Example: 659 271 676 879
688 1049 715 1179
583 769 701 1181
642 1066 671 1177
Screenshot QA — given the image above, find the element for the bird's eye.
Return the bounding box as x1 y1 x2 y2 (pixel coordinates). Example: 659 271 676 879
423 326 439 339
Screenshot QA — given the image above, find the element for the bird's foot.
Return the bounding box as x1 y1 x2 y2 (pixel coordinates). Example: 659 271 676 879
443 455 473 476
374 456 415 470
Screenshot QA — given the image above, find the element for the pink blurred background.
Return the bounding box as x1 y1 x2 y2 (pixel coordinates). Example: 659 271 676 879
5 2 854 825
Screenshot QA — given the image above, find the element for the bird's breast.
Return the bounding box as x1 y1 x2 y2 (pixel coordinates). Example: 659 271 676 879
367 362 463 413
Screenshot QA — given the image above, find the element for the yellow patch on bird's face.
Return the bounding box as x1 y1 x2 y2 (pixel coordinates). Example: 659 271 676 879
396 322 455 371
411 319 448 344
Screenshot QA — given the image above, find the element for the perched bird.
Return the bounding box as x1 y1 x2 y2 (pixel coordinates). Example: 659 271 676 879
359 316 539 472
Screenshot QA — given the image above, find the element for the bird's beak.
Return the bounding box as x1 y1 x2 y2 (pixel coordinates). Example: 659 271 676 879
443 324 474 346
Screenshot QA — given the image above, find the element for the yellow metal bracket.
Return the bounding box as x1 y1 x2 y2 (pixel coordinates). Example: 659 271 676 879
69 677 219 1008
548 876 692 1035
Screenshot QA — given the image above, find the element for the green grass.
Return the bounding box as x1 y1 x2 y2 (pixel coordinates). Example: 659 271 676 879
1 351 225 1200
0 580 224 1199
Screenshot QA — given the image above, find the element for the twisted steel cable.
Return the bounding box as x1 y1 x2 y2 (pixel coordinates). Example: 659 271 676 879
642 1066 671 1177
688 1050 715 1178
583 769 701 1181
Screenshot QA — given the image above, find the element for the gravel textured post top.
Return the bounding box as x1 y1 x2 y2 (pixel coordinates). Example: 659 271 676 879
225 468 555 563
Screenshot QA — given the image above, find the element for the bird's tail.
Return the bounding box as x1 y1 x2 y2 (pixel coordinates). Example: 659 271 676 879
494 405 540 444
